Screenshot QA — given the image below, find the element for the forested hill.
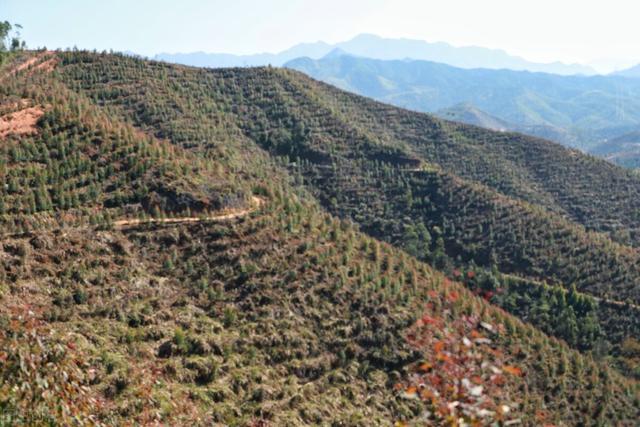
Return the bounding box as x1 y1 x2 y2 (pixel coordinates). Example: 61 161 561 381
57 48 640 367
60 55 640 248
0 51 638 425
290 73 640 247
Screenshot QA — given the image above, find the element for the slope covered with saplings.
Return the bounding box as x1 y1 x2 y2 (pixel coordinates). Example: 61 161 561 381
0 51 638 425
280 71 640 247
0 53 261 234
56 53 640 373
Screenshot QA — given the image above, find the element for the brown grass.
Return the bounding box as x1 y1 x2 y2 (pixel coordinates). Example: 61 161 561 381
0 106 45 138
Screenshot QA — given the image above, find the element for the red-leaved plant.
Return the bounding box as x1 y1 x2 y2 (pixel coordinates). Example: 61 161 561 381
0 304 102 426
396 295 523 426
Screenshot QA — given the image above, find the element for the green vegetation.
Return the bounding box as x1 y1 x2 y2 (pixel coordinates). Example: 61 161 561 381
81 56 636 371
0 21 25 64
0 51 638 425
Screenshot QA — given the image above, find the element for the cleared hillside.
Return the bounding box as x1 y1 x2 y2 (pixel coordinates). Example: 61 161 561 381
56 52 640 368
283 72 640 246
59 56 640 247
0 51 638 425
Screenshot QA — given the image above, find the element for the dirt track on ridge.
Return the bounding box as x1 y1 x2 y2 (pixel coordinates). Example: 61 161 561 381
113 196 264 229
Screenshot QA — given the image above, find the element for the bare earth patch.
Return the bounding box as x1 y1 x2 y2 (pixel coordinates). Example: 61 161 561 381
6 51 57 77
12 55 42 73
113 196 265 228
0 106 45 138
33 57 58 73
0 99 30 115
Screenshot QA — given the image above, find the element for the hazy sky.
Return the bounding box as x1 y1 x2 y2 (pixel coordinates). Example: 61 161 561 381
4 0 639 72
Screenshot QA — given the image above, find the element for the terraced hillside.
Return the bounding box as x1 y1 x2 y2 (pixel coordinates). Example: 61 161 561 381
280 72 640 247
56 53 640 370
0 51 638 425
59 55 640 246
4 192 638 425
0 54 263 235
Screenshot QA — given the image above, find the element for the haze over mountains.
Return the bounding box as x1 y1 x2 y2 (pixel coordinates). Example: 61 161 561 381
614 63 640 78
155 33 598 75
153 34 640 167
285 53 640 165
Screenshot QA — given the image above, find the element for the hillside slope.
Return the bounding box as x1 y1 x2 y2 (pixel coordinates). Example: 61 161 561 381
435 102 575 144
435 102 512 131
0 51 638 425
276 71 640 247
59 55 640 248
57 52 640 361
285 54 640 153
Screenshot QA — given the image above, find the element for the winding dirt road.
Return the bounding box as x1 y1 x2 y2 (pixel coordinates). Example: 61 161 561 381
113 196 264 229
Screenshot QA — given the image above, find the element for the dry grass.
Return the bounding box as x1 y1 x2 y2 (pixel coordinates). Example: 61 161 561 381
0 106 44 138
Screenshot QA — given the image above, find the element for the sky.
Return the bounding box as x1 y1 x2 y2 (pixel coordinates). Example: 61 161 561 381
3 0 640 72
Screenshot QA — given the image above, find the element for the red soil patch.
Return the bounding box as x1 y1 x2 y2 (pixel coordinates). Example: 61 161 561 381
12 55 42 73
32 57 58 73
7 51 57 76
0 106 45 138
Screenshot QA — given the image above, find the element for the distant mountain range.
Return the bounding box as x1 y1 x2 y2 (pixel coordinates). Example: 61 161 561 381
155 34 597 76
154 41 333 68
285 53 640 156
613 64 640 78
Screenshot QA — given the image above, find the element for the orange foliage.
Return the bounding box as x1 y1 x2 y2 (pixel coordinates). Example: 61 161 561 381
503 365 523 376
396 304 523 426
447 290 459 302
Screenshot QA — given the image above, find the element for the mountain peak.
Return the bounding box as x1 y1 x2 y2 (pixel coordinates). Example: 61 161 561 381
322 47 352 59
154 34 597 76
